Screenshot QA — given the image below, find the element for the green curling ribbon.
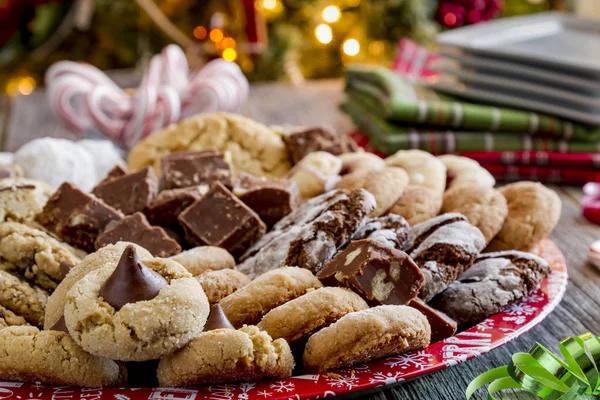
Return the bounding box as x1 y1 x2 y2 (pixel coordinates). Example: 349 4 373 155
466 333 600 400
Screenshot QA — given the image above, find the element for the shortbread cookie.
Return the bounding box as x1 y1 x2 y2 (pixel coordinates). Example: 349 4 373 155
220 266 322 327
0 270 48 326
157 325 294 386
487 182 561 251
351 214 409 250
431 250 551 325
44 242 152 330
258 287 369 344
388 185 442 226
0 304 28 328
64 245 209 361
128 112 291 178
303 305 431 373
338 151 385 175
239 189 375 277
0 182 48 222
170 246 235 276
438 154 495 189
197 269 251 305
385 149 446 195
0 326 127 386
336 167 409 217
404 213 486 302
0 222 82 291
442 184 508 244
288 151 342 200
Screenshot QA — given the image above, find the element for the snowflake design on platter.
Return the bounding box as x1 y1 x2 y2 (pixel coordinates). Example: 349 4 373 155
257 390 271 398
502 315 527 325
113 395 130 400
368 371 405 386
269 381 295 393
339 364 371 375
504 303 536 316
384 350 433 370
476 319 495 331
325 375 360 390
523 293 544 305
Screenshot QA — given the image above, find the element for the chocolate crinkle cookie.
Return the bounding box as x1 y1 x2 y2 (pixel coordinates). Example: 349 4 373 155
351 214 409 250
430 250 551 326
404 213 486 302
238 189 376 278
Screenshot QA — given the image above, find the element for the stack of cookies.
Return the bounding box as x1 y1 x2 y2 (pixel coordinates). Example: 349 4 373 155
0 112 560 388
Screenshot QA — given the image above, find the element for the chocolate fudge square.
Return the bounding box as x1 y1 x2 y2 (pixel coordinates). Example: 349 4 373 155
92 167 158 215
317 239 424 305
36 182 123 252
162 150 233 190
97 165 128 186
95 212 181 257
178 182 266 258
233 173 298 228
282 125 351 165
145 186 207 227
409 299 457 343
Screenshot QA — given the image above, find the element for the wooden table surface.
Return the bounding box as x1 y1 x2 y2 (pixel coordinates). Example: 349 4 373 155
2 80 600 400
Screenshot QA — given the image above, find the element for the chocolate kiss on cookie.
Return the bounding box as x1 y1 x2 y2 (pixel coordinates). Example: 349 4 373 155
50 315 69 333
203 304 235 331
99 245 167 311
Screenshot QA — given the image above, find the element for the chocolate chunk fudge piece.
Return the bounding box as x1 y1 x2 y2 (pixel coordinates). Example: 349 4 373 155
238 189 376 278
352 214 409 250
233 173 298 227
282 126 351 165
409 299 457 343
162 150 233 190
318 239 424 305
97 165 128 186
92 167 158 215
404 213 486 302
145 186 207 227
178 182 266 258
36 182 123 252
95 212 181 257
430 250 551 326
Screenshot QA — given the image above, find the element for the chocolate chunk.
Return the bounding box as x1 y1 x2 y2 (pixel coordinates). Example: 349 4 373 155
409 299 456 343
203 304 235 331
430 250 551 326
145 186 207 227
352 214 409 250
178 182 266 258
35 182 123 252
282 126 351 165
99 245 168 311
59 261 74 280
317 239 424 305
97 165 128 186
403 213 486 302
95 212 182 257
92 167 158 215
0 164 23 179
233 173 298 227
162 150 233 190
50 315 69 333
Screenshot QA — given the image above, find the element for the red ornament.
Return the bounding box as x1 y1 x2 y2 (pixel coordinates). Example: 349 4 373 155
436 0 503 29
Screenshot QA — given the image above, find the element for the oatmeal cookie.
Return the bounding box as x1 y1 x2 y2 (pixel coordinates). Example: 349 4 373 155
128 113 291 178
220 266 322 327
0 270 47 326
0 304 28 328
388 185 442 226
0 326 127 386
487 182 561 251
442 184 508 244
196 269 251 305
303 305 431 372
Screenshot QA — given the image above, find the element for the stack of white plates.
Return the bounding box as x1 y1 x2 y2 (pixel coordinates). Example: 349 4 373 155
429 12 600 125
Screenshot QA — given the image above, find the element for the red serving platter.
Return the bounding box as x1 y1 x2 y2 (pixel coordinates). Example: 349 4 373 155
0 238 567 400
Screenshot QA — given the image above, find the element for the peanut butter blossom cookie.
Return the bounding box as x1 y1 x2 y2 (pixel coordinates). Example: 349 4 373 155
157 304 294 386
0 326 127 387
63 245 210 361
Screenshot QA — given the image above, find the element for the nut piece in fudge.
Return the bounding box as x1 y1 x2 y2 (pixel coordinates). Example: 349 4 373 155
430 250 551 326
409 298 457 343
403 213 486 302
145 186 207 227
281 125 352 165
95 212 181 257
178 182 266 258
233 173 298 228
161 150 233 190
36 182 123 252
317 239 424 305
92 166 158 215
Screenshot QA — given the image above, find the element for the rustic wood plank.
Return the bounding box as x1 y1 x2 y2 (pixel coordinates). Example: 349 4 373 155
5 79 600 400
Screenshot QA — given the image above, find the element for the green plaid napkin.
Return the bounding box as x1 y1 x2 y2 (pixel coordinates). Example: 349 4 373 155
342 99 600 155
345 64 600 142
